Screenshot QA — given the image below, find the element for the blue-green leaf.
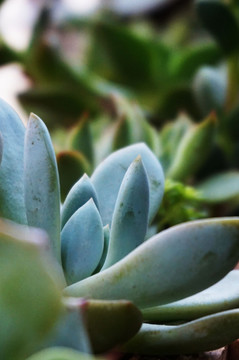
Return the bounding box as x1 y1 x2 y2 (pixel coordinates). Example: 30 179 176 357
61 174 99 229
142 270 239 322
102 156 149 270
64 218 239 308
95 225 110 273
91 143 164 226
122 309 239 355
0 98 26 224
0 131 3 165
24 114 61 263
61 199 104 284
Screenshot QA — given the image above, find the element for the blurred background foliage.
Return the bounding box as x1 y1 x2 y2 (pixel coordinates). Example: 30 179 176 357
1 0 239 230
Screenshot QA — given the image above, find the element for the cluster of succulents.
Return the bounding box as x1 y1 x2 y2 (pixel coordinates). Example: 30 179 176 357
1 98 239 360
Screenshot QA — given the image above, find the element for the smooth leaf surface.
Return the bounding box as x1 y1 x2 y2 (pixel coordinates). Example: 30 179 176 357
91 143 164 226
142 270 239 322
84 299 142 353
0 219 62 360
0 98 26 224
24 114 61 263
61 174 99 229
61 199 104 284
95 225 110 273
0 131 3 165
102 157 149 269
197 171 239 203
122 309 239 355
64 218 239 308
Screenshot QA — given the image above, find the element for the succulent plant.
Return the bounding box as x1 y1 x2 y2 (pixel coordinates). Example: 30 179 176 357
1 98 239 358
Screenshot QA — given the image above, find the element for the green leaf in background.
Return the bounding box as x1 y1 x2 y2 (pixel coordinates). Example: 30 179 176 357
26 348 102 360
102 157 149 270
167 112 217 181
64 218 239 308
67 116 94 165
170 42 222 81
122 309 239 355
0 219 62 360
142 270 239 322
197 171 239 203
0 98 26 224
84 299 142 353
196 0 239 55
57 150 91 201
24 114 61 263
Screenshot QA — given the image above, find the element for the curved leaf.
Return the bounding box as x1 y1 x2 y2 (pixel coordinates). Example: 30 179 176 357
102 157 149 270
197 171 239 203
24 114 61 263
142 270 239 322
91 143 164 226
122 309 239 355
95 225 110 273
0 131 2 165
0 219 62 360
61 199 104 284
61 174 99 229
0 98 26 224
64 218 239 308
84 299 142 353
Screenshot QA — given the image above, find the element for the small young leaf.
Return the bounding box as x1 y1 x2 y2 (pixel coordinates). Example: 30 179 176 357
64 218 239 308
61 199 104 284
102 157 149 270
24 114 61 263
0 98 26 224
142 270 239 322
61 174 99 229
91 143 164 226
122 309 239 355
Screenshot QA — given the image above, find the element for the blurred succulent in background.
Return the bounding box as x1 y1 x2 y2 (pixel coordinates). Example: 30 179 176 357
1 98 239 358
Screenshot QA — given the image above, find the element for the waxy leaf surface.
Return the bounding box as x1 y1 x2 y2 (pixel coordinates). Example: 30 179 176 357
91 143 164 225
24 114 61 263
64 218 239 308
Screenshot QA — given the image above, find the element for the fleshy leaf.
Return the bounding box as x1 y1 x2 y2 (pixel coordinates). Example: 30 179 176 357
0 131 2 165
24 113 61 263
61 174 99 229
0 98 26 224
167 112 216 181
0 219 62 360
94 225 110 273
142 270 239 322
197 171 239 203
64 218 239 309
91 143 164 226
83 299 142 353
102 157 149 270
122 309 239 355
57 150 91 202
61 199 104 284
25 348 102 360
